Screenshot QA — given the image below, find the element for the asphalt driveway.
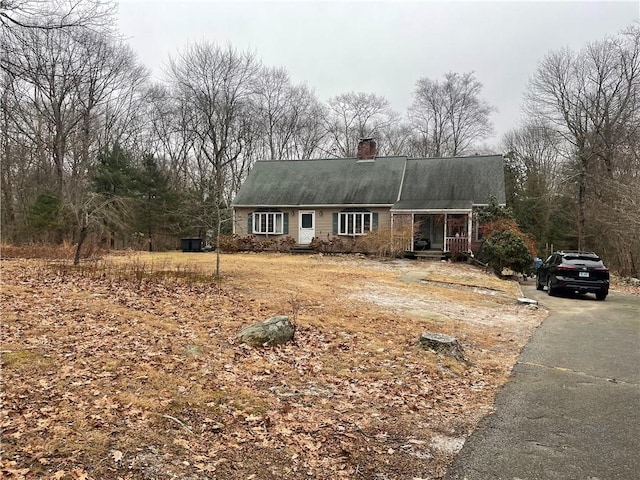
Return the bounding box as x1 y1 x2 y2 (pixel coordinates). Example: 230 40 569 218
444 283 640 480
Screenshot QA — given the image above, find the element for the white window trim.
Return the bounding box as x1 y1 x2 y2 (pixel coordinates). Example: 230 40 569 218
253 212 284 235
339 212 372 236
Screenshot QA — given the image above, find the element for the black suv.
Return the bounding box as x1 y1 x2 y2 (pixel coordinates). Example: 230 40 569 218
536 251 610 300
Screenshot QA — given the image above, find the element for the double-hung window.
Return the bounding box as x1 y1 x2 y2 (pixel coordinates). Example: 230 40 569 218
253 212 284 235
339 211 372 236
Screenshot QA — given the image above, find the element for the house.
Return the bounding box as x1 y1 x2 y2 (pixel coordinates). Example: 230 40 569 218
232 139 506 255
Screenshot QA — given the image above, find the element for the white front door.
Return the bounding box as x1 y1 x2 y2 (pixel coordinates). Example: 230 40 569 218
298 210 315 245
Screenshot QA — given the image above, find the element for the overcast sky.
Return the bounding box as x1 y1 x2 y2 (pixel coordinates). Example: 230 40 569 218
117 1 639 145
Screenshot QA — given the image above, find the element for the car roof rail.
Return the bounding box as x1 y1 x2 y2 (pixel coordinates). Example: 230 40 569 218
557 250 598 257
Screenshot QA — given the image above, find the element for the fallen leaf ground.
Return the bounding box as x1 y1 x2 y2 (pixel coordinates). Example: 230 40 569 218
1 253 545 479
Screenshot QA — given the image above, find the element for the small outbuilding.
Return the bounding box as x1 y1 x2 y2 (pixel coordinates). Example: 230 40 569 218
181 237 203 253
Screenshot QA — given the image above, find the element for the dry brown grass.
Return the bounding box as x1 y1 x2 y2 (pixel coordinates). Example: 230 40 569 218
0 253 544 479
0 241 107 261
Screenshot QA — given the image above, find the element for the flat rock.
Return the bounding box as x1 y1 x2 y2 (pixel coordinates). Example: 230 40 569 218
237 315 295 346
517 297 538 305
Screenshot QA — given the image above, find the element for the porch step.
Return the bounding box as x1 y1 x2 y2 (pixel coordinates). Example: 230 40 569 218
407 249 446 261
291 244 315 254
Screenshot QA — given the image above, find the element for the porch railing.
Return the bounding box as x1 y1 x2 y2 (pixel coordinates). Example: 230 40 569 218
393 235 413 252
445 236 469 253
393 235 470 253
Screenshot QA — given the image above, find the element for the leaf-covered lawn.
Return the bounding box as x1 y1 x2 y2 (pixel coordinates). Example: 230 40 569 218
1 253 544 479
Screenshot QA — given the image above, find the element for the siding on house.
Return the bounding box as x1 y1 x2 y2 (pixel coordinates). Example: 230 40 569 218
235 207 391 239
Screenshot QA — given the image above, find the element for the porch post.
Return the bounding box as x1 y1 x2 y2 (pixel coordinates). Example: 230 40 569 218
391 213 396 246
467 212 473 252
411 213 415 252
391 212 394 243
232 209 236 235
444 213 448 252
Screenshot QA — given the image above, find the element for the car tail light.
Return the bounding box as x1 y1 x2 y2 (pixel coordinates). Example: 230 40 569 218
594 267 609 271
556 264 576 271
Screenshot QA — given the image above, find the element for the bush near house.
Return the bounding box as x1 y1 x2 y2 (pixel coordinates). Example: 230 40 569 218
221 229 405 257
477 200 536 276
479 228 534 276
310 236 350 254
353 228 408 257
219 234 296 253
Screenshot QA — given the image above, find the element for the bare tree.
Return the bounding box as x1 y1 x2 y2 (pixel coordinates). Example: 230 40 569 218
502 123 565 252
1 19 147 246
71 191 130 264
408 72 495 157
166 42 261 277
377 121 413 157
287 95 328 159
253 66 327 160
145 82 196 188
0 0 115 30
253 66 294 160
526 24 640 254
4 26 142 191
408 77 449 157
1 0 117 76
503 123 563 195
324 91 397 157
586 147 640 275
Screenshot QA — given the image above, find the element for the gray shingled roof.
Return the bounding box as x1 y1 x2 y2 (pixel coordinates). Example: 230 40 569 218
233 157 407 206
232 154 505 209
392 155 506 210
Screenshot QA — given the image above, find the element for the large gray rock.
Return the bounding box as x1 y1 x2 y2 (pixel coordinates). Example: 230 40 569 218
417 332 466 362
237 315 295 346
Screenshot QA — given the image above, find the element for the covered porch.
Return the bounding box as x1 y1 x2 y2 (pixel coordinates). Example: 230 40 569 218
391 211 473 255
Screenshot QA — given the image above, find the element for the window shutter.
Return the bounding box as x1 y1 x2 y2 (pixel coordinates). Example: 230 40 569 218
333 213 339 234
283 213 289 235
247 213 253 234
372 212 379 230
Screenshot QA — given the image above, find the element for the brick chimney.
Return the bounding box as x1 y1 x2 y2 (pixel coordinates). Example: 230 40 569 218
357 138 377 160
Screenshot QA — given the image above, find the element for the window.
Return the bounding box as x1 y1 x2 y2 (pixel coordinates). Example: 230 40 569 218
447 216 467 238
339 212 372 236
301 213 313 229
476 222 485 242
253 212 284 234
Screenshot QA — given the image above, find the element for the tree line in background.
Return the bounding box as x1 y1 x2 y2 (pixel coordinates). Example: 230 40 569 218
1 2 638 276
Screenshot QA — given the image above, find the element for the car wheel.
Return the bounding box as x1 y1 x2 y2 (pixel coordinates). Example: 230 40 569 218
547 278 556 296
595 291 607 301
536 275 544 291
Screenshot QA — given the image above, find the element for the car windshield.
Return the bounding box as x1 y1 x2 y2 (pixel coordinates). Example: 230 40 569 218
563 257 604 267
563 254 600 261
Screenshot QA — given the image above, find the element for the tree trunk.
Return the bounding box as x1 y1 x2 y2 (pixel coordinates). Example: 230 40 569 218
74 226 88 265
215 196 221 280
577 170 586 251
